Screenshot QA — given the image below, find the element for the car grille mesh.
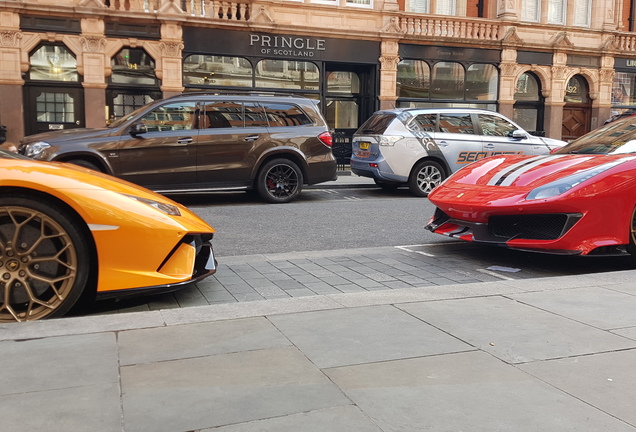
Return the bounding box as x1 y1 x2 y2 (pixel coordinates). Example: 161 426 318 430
489 214 570 240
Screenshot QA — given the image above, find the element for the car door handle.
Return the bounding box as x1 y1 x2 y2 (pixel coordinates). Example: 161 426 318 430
177 137 193 144
244 135 259 142
484 143 495 149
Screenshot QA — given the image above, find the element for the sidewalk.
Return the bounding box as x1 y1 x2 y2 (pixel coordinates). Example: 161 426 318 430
2 269 636 431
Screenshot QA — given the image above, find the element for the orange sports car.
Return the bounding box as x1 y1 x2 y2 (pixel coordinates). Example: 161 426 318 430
0 149 217 322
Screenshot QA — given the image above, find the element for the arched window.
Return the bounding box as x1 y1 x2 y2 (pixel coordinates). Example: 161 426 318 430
397 60 430 98
111 48 157 86
514 72 544 133
431 62 465 100
565 75 589 104
28 44 78 82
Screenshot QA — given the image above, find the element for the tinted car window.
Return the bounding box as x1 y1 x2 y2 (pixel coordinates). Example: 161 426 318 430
478 114 517 137
244 102 269 128
411 114 436 132
201 101 243 129
262 103 312 127
140 102 197 132
555 117 636 154
356 113 397 134
439 113 474 134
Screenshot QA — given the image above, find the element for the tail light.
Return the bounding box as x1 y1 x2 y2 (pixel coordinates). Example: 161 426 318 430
318 131 333 147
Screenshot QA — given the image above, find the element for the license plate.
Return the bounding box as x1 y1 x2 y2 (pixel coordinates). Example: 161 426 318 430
359 141 370 150
356 150 371 158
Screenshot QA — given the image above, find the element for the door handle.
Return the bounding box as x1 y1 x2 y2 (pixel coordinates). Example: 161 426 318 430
484 143 495 149
244 135 259 142
177 137 193 144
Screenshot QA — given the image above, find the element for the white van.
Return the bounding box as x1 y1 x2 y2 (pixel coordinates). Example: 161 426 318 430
350 108 566 196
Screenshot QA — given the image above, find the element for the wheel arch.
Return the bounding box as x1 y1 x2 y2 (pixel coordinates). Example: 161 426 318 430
251 148 309 187
55 151 113 175
0 186 99 298
409 155 451 180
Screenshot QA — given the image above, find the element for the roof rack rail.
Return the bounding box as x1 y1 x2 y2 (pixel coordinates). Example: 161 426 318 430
174 90 312 98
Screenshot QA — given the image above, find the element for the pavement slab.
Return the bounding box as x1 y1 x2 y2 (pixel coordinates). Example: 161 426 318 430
120 346 349 432
520 350 636 427
399 295 636 364
325 350 636 432
267 305 473 369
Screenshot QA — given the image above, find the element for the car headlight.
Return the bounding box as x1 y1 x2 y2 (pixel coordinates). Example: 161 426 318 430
378 136 403 146
121 194 181 216
526 157 636 200
23 141 51 158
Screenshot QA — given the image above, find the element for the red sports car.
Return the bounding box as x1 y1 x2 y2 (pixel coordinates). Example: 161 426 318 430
425 116 636 258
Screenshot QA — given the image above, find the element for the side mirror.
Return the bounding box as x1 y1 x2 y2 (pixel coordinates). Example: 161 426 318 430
510 129 527 139
130 123 147 137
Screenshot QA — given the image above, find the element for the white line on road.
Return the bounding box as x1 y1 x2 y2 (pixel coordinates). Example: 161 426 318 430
476 268 516 281
395 245 436 257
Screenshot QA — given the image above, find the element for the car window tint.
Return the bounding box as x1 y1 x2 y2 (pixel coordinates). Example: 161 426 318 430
244 103 269 127
140 102 197 132
478 114 517 137
262 103 312 127
411 114 436 132
439 113 474 134
556 117 636 154
356 113 397 134
201 101 244 129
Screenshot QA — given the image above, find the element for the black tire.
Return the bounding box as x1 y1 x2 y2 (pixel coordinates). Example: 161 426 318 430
374 179 400 191
67 159 101 172
256 158 303 203
408 160 445 197
0 195 91 322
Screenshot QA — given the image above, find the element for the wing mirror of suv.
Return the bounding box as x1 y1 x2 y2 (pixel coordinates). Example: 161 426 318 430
510 129 528 139
130 123 147 137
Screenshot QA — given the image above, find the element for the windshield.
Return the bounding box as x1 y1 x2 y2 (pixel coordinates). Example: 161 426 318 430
554 117 636 155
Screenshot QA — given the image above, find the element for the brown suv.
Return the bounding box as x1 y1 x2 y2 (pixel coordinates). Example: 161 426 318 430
19 93 337 203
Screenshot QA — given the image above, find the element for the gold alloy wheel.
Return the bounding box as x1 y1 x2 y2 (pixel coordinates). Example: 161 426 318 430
0 205 78 322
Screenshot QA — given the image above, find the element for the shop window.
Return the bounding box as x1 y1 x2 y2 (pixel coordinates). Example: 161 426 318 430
111 48 157 86
514 72 543 132
431 62 465 100
36 92 75 123
397 60 430 98
326 100 359 129
255 60 319 91
183 55 253 87
327 72 360 95
466 64 498 101
28 44 78 82
612 72 636 107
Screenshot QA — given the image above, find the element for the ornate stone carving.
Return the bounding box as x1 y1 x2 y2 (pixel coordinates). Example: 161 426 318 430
0 30 22 47
160 41 183 57
381 17 404 34
501 27 523 45
250 5 274 23
551 32 573 48
379 55 400 71
599 68 615 82
499 62 518 76
551 66 568 80
80 36 106 52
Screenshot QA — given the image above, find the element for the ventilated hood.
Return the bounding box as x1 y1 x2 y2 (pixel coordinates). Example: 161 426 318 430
450 154 636 188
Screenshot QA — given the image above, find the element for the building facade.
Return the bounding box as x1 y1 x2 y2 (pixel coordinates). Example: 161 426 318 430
1 0 635 145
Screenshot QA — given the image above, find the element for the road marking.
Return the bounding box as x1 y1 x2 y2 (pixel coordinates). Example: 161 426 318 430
344 196 362 201
395 245 436 257
476 268 516 281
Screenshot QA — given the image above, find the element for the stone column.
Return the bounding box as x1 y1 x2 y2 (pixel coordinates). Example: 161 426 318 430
79 18 108 128
498 49 520 120
0 12 25 142
545 63 568 140
158 22 184 96
378 39 400 110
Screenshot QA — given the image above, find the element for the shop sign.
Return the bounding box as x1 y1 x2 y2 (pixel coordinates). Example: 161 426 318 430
249 34 326 57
